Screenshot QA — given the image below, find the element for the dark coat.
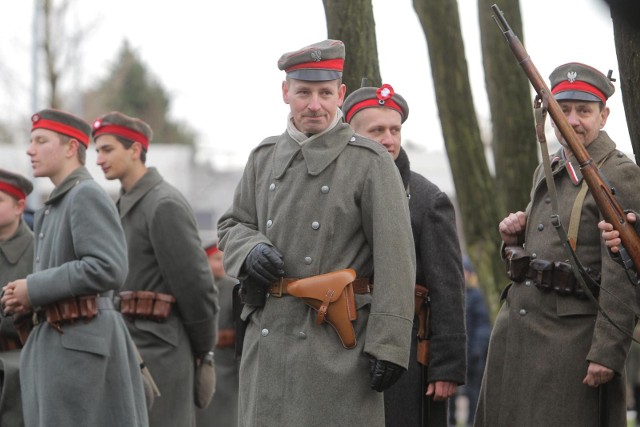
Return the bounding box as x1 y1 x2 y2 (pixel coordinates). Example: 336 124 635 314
384 148 467 427
22 167 148 427
475 132 640 427
117 167 219 427
218 122 416 427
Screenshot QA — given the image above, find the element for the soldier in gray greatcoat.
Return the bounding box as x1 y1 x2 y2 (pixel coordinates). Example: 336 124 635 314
475 63 640 427
196 243 239 427
0 168 33 427
1 109 148 427
93 111 218 427
343 85 467 427
217 40 416 426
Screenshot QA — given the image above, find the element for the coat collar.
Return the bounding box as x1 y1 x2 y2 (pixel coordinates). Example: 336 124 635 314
549 131 616 186
45 166 92 205
0 220 32 264
273 122 355 179
117 167 163 218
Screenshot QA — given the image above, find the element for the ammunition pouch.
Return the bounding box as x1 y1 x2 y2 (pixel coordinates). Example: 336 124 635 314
119 291 176 322
415 284 430 367
285 269 359 349
504 246 531 282
520 259 600 299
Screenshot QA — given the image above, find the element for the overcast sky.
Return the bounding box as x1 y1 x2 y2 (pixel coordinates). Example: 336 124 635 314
1 0 626 170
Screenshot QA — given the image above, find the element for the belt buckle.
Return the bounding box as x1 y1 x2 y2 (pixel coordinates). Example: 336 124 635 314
271 278 285 298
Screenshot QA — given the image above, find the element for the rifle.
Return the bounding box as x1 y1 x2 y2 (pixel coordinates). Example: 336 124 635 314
491 4 640 273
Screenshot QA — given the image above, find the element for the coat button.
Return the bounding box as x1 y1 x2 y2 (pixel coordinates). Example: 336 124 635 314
269 183 276 191
537 223 544 231
304 257 312 264
298 331 307 339
519 309 527 316
261 329 269 337
311 221 320 230
531 253 537 259
267 220 273 228
44 209 50 215
321 185 330 194
350 137 356 142
525 280 532 287
36 257 40 263
39 232 44 238
545 197 551 204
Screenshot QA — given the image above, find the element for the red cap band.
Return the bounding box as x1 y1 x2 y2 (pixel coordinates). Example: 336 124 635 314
93 124 149 150
552 80 607 104
286 58 344 73
346 98 404 123
32 119 89 147
0 182 26 200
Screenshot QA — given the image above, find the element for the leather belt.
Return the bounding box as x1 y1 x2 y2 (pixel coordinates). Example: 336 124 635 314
268 278 372 298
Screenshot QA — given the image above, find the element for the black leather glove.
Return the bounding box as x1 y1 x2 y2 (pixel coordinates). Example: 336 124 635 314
369 357 406 392
243 243 285 286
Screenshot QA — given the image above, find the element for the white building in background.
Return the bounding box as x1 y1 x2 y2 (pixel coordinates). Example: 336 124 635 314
0 141 459 243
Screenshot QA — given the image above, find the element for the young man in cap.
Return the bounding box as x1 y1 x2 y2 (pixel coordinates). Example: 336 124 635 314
0 168 33 426
93 111 218 427
196 242 239 427
343 84 466 427
217 40 416 426
0 169 34 349
474 63 640 427
1 108 148 426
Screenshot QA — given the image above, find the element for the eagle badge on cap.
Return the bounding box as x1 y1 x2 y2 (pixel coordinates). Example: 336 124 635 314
567 71 577 83
310 50 322 62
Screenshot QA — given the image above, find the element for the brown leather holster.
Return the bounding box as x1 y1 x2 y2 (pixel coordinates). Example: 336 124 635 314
415 284 430 366
286 269 359 349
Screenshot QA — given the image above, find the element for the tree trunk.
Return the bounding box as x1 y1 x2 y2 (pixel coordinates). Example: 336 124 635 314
322 0 381 96
478 0 539 213
413 0 503 314
609 2 640 165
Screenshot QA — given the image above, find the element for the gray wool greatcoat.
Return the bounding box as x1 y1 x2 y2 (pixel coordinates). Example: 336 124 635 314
117 167 218 427
218 122 416 427
475 132 640 427
0 219 33 427
21 166 148 427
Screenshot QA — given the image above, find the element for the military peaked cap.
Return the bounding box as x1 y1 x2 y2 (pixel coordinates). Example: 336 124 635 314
278 39 345 81
550 62 615 104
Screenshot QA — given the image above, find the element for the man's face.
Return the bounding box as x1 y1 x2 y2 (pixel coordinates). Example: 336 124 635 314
282 79 346 135
27 128 68 180
95 135 137 181
553 100 609 148
0 192 23 234
350 107 403 160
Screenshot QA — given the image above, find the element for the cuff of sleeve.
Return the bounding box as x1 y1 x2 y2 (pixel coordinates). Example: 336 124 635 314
427 333 467 384
364 313 413 369
184 316 218 356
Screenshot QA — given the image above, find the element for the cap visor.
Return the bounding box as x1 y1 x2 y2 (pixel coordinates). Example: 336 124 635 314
554 91 602 103
287 69 342 81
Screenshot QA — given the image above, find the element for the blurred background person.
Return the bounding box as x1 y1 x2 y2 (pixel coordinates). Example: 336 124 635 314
196 242 239 427
450 256 491 427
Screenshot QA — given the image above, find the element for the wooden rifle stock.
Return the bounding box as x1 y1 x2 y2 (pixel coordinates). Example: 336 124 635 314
491 4 640 272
